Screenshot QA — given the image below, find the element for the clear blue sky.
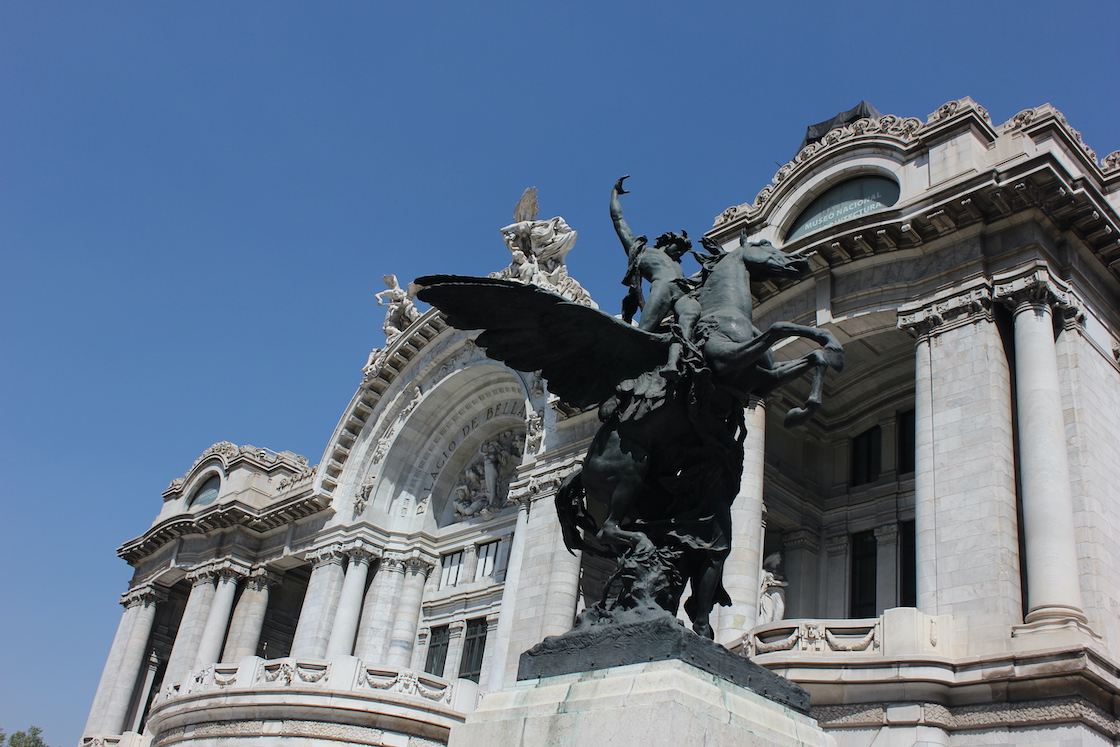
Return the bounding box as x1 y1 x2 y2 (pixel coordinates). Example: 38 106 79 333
1 2 1116 743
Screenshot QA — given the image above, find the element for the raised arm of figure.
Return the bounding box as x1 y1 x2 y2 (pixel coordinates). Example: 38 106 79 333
610 175 641 256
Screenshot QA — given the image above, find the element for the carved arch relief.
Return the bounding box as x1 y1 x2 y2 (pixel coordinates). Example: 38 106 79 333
367 364 531 528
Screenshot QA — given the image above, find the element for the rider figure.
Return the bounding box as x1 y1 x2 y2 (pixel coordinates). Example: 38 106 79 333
611 176 702 375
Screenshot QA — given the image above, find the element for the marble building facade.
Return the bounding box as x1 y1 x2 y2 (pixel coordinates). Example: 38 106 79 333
82 98 1120 747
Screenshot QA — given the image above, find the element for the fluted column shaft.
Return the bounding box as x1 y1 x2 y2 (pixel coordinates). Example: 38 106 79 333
84 584 164 737
195 566 246 668
485 498 531 690
291 546 347 658
386 558 432 667
222 571 277 662
163 569 217 688
718 397 767 644
1008 295 1085 623
355 557 405 661
327 547 376 658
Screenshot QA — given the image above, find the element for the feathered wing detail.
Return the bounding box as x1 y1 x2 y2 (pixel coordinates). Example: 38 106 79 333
512 187 539 223
415 275 670 408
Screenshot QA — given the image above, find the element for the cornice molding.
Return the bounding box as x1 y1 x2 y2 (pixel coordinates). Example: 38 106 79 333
118 491 333 565
714 98 990 228
163 442 313 499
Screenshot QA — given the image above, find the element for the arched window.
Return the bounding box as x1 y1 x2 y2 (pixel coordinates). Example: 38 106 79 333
787 176 899 242
188 475 220 508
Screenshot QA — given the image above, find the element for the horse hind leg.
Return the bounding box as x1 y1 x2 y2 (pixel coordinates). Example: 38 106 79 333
783 350 830 428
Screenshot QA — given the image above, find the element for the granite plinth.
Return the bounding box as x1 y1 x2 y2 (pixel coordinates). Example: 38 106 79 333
518 615 809 713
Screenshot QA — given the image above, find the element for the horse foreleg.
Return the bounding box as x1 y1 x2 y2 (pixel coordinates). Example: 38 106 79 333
757 350 831 427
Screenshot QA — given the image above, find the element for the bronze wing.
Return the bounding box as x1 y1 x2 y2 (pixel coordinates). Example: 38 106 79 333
415 275 669 409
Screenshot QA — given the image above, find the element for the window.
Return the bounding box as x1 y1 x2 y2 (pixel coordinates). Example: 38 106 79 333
188 475 220 508
897 409 916 475
439 551 464 589
424 625 449 677
899 520 916 607
850 425 881 486
849 530 877 618
458 617 488 683
475 540 500 582
786 176 900 242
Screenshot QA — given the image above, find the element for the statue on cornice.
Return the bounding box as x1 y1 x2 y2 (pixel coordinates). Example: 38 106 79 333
417 177 843 638
492 188 596 308
376 274 421 341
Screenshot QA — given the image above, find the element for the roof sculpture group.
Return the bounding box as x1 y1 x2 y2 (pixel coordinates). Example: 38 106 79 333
417 178 844 639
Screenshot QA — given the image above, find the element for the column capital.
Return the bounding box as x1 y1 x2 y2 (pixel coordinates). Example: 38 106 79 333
245 568 283 592
992 262 1079 319
783 529 820 554
448 619 467 637
898 277 992 340
120 583 167 609
342 541 380 566
307 544 347 568
825 535 850 556
874 523 900 544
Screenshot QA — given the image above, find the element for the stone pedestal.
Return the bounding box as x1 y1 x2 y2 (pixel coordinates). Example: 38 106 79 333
452 658 831 747
450 617 830 747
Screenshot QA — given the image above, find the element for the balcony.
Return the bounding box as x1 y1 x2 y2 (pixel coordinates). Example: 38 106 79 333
141 656 476 746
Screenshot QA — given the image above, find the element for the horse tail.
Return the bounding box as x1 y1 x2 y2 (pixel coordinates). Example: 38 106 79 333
554 470 604 556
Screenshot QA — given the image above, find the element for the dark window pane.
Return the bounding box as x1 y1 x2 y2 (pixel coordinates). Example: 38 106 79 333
850 530 877 617
458 617 488 683
424 625 449 677
897 409 916 475
851 425 882 486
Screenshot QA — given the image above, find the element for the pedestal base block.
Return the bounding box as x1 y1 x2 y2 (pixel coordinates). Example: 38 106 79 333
449 659 833 747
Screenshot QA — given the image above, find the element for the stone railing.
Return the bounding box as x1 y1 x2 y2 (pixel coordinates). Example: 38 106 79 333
156 655 477 712
734 608 954 661
747 618 881 656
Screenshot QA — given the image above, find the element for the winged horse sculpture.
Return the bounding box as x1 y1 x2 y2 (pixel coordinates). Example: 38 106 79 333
416 181 842 639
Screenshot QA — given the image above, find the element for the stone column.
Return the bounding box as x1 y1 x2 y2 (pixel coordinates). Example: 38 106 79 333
222 569 279 662
195 563 249 668
824 535 850 618
444 620 467 679
126 651 161 733
84 584 165 737
354 556 406 661
327 545 378 658
540 535 582 639
486 497 531 690
461 543 479 584
385 557 433 667
718 397 767 644
476 615 501 691
911 330 938 612
781 529 820 620
899 277 1023 654
994 265 1086 626
874 523 900 615
290 546 347 658
163 567 217 688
